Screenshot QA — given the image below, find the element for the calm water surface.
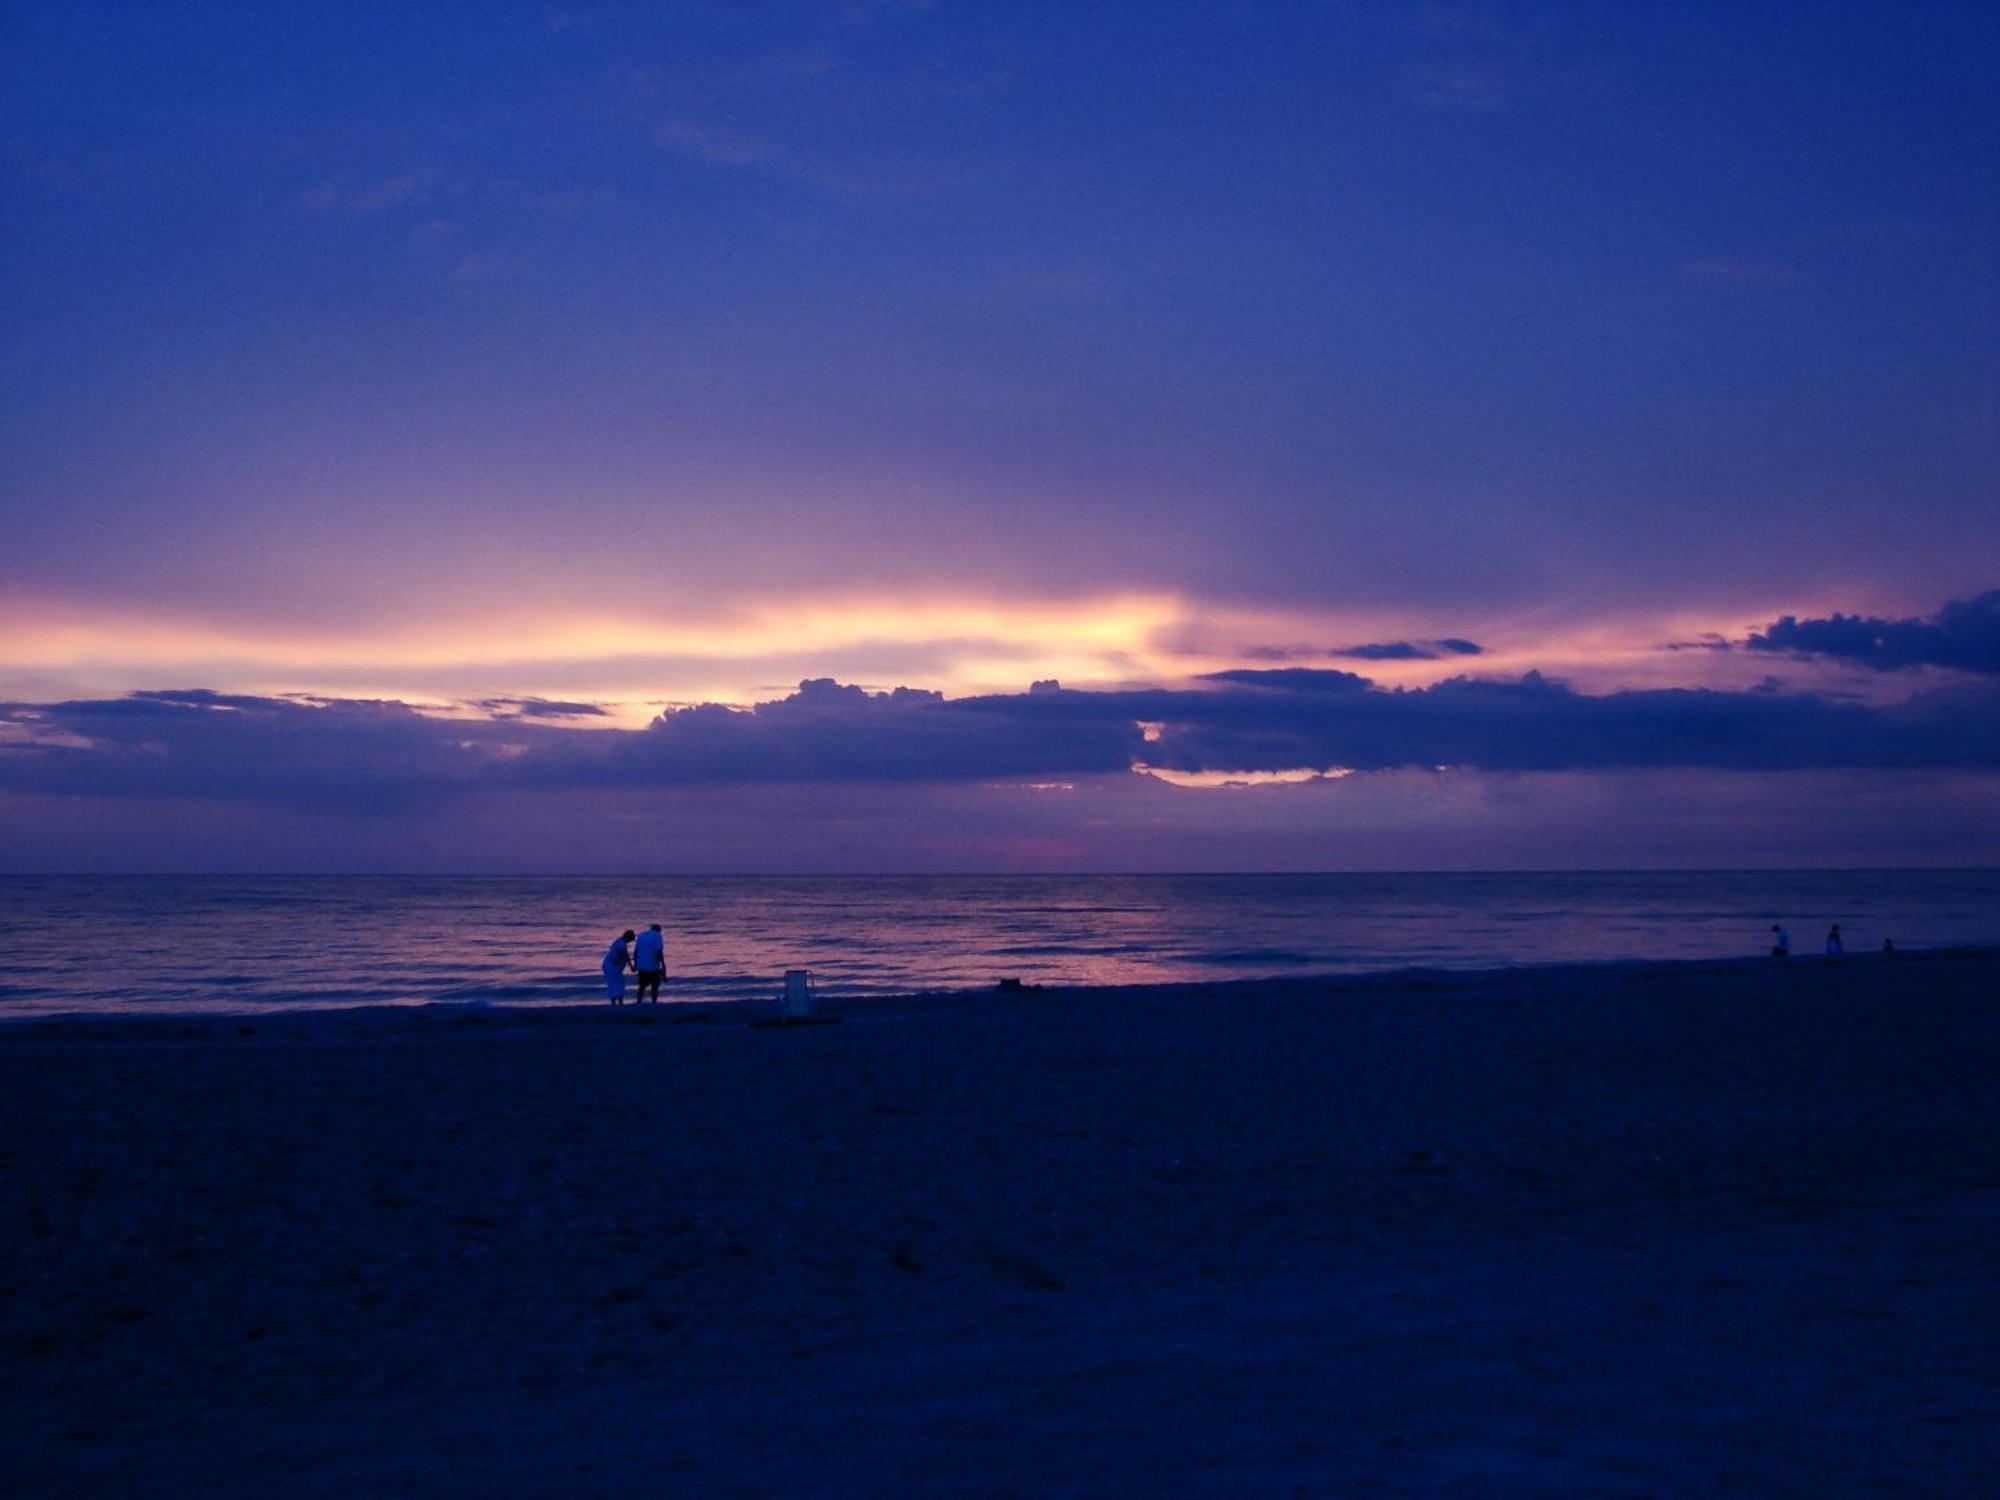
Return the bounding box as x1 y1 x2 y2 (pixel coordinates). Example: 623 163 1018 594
0 871 1995 1017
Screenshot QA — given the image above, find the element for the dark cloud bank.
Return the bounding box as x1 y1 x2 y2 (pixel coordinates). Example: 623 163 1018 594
4 662 1997 814
1745 590 2000 676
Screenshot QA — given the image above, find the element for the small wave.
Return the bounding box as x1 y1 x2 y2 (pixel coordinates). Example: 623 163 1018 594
987 943 1120 957
1186 948 1333 968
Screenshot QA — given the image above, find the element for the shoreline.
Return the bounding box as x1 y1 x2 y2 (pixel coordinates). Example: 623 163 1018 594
3 943 1993 1037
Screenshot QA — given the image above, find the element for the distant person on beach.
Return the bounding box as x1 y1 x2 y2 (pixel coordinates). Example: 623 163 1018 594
633 923 666 1004
1883 937 1897 955
603 929 635 1005
1770 924 1791 957
1825 924 1844 958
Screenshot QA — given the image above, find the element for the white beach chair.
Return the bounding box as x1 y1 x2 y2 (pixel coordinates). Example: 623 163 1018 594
752 968 837 1028
780 968 816 1019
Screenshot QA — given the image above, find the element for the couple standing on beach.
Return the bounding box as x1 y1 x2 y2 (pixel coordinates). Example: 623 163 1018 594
603 925 666 1005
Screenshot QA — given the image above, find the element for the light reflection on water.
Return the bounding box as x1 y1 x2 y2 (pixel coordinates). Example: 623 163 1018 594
0 871 1994 1016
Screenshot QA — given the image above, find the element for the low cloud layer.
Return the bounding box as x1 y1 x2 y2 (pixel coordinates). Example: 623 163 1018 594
1746 590 2000 677
5 663 1997 814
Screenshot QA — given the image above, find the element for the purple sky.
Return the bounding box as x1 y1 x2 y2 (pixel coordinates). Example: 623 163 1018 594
3 2 1996 870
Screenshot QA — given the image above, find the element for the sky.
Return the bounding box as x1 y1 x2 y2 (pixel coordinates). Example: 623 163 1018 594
2 0 1996 871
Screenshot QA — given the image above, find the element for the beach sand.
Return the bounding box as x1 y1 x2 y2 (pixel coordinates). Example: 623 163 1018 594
2 952 1996 1496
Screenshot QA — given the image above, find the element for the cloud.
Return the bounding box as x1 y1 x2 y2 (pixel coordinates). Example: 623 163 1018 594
5 663 1997 815
1227 639 1485 664
1745 589 2000 677
0 690 522 810
520 677 1139 787
1332 638 1485 662
1198 669 1372 693
1127 670 2000 776
474 697 609 720
1663 634 1733 654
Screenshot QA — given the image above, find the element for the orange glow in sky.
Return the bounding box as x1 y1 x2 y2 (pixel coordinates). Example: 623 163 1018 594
0 590 1798 721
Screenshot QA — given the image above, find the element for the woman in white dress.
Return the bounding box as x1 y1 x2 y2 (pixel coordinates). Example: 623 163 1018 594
602 929 636 1003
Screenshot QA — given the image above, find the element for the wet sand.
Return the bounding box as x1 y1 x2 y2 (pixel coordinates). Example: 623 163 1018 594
2 951 1996 1495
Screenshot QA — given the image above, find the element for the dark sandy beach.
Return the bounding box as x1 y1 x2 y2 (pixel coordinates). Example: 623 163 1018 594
3 951 1996 1496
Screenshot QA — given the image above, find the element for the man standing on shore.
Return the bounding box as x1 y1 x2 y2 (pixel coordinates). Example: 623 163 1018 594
633 923 666 1004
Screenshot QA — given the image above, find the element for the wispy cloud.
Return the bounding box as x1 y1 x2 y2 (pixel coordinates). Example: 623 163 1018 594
474 696 610 719
1208 639 1485 664
1663 633 1734 654
1333 638 1485 662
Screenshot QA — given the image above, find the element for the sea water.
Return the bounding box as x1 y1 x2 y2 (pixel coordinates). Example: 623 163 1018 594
0 870 1995 1017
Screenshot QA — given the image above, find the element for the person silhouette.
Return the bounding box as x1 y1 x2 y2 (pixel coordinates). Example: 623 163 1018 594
603 929 635 1005
1770 924 1791 957
633 922 666 1004
1825 923 1844 958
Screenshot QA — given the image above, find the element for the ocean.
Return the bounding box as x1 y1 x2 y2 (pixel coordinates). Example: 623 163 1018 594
1 870 1995 1018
